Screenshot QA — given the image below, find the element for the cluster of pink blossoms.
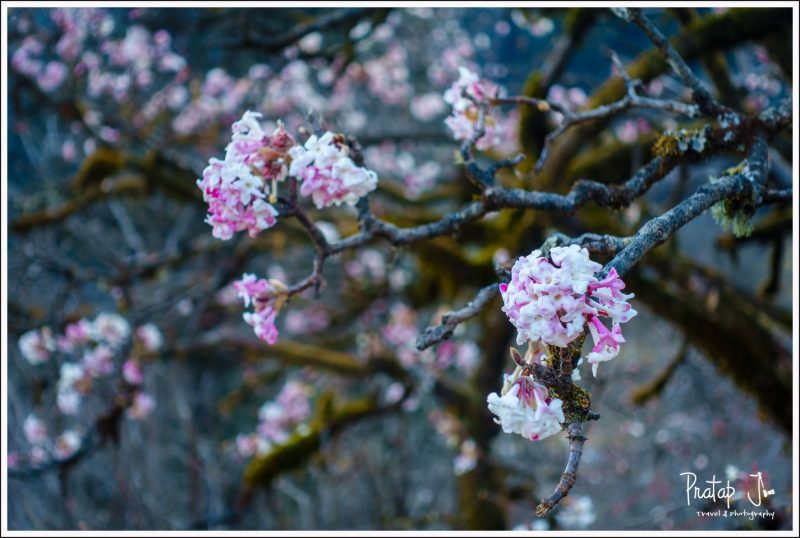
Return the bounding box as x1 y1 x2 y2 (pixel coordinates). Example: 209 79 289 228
487 375 565 441
235 380 314 457
199 111 379 241
488 246 637 442
197 111 295 240
499 244 637 378
18 414 82 466
18 314 160 419
288 131 378 209
443 67 503 150
233 273 289 345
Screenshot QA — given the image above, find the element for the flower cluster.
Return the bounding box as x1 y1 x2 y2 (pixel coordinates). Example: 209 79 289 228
499 245 636 377
487 375 564 441
197 111 294 240
235 380 314 457
443 67 502 150
288 131 378 209
233 273 289 345
15 413 82 468
11 36 68 92
14 313 160 470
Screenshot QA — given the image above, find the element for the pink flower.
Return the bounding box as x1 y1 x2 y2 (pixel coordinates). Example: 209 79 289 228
11 36 44 78
82 344 115 377
36 61 68 92
247 380 314 446
587 268 637 324
289 131 378 208
122 359 144 385
197 111 289 240
499 245 601 347
443 67 503 150
128 392 155 419
235 433 260 458
499 246 637 378
586 317 625 377
234 273 288 344
243 309 279 345
57 319 92 352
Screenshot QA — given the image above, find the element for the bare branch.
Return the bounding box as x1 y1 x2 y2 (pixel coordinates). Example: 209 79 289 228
606 136 771 278
416 283 501 350
535 422 586 517
626 8 730 117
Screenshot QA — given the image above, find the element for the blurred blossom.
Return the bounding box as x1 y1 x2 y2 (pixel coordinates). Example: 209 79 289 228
177 298 193 316
30 446 48 465
345 249 386 281
383 382 406 405
53 430 82 459
410 92 447 121
18 327 56 364
453 439 479 475
556 495 596 529
23 415 48 446
514 518 550 531
235 380 314 456
122 358 144 385
128 392 156 419
284 308 330 335
93 313 131 348
135 323 163 352
530 17 554 37
443 67 504 150
61 139 77 161
36 61 68 92
298 32 322 54
82 344 115 377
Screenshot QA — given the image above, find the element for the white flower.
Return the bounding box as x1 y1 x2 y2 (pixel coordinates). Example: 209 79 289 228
23 414 48 445
92 313 131 348
487 379 564 441
135 323 163 352
53 430 81 459
18 328 55 364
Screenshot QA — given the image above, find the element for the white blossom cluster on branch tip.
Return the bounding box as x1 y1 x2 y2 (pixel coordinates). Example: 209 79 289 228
487 246 637 443
487 375 564 442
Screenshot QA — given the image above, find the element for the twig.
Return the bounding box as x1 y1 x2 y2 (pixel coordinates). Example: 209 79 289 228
415 283 501 350
493 51 700 174
626 8 730 117
535 422 586 517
